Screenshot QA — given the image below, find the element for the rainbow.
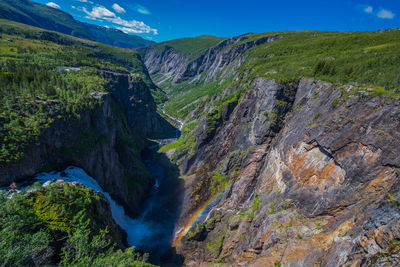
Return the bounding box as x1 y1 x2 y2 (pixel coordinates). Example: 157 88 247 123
172 186 230 247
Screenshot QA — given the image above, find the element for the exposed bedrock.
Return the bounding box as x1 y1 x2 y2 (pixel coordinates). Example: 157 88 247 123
172 78 400 266
139 34 282 85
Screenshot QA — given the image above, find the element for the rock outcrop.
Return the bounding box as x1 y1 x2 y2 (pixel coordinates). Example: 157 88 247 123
100 69 176 138
0 69 175 216
139 30 400 265
139 34 282 85
0 93 147 215
169 78 400 266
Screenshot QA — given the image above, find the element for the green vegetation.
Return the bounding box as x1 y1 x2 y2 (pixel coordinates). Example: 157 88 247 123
0 0 153 49
264 111 279 125
164 75 236 119
0 183 155 266
237 30 400 90
145 35 225 55
209 170 228 196
0 19 158 163
0 0 91 39
157 29 400 129
387 192 400 209
237 194 262 220
158 120 198 154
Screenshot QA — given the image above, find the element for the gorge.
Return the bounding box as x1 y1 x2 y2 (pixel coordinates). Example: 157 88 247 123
0 15 400 267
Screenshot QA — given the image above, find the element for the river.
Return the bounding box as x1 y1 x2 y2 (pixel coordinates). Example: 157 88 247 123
1 108 184 264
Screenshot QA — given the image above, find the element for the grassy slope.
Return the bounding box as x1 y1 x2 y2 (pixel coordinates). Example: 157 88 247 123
161 30 400 119
0 19 158 162
239 30 400 88
142 35 226 57
0 0 154 49
0 0 91 39
157 30 400 159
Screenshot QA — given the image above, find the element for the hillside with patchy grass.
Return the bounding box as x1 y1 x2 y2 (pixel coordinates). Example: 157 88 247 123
141 29 400 266
142 30 400 120
138 35 226 57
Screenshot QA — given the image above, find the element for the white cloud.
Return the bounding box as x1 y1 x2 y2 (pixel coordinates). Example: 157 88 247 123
46 2 61 9
116 26 157 35
360 5 396 20
364 6 373 14
134 4 151 15
83 6 158 35
112 3 126 14
84 6 116 19
377 9 395 19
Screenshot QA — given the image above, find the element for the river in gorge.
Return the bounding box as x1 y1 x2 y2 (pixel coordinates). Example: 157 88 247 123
1 116 184 264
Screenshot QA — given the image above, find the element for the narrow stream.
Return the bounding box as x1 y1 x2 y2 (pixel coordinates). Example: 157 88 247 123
2 145 182 263
1 109 184 264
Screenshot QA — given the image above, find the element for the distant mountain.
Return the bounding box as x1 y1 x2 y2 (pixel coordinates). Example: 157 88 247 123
140 35 226 55
80 22 154 49
0 0 154 48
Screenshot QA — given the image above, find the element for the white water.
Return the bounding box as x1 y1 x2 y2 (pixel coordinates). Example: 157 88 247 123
1 110 183 259
159 104 184 131
32 166 156 248
28 145 180 258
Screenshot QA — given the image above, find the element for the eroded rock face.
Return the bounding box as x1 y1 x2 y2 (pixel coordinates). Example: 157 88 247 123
0 69 174 216
173 78 400 266
139 35 282 86
100 69 176 138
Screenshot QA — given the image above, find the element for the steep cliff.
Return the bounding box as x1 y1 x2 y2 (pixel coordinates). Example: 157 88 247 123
139 34 281 86
100 69 176 138
0 20 177 217
0 69 177 217
0 91 151 215
171 78 400 266
146 30 400 265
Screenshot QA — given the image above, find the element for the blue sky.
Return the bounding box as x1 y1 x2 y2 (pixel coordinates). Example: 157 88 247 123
36 0 399 42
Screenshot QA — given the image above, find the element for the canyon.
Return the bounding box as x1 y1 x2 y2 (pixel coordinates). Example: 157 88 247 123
140 33 400 266
0 20 399 266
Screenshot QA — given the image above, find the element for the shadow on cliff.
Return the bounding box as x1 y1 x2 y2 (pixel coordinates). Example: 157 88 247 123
139 143 185 266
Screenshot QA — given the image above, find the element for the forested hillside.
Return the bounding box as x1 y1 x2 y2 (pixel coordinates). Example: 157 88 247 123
0 19 164 163
0 18 169 266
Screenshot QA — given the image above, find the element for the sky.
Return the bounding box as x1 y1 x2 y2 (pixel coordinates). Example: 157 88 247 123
35 0 400 42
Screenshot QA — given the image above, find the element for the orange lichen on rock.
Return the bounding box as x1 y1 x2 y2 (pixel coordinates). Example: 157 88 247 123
287 142 346 192
363 166 397 193
313 219 355 250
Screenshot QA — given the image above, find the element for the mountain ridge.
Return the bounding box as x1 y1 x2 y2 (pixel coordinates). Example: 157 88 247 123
0 0 154 49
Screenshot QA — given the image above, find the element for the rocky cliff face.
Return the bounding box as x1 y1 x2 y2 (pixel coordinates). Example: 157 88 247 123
139 31 400 265
101 69 176 138
0 70 174 216
139 34 281 86
167 78 400 266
